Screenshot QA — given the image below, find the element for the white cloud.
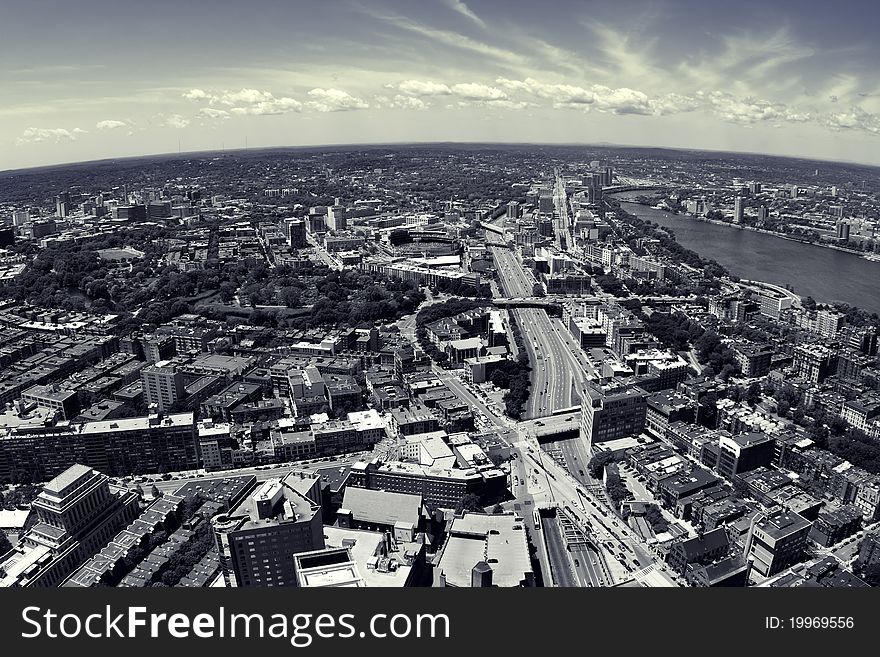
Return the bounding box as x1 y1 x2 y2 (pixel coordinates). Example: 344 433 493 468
16 127 86 144
823 106 880 134
398 80 452 96
451 83 507 101
590 86 654 115
701 91 811 125
306 88 369 112
183 87 303 116
163 114 190 129
95 119 127 130
182 88 209 100
441 0 486 29
199 108 231 119
390 95 428 110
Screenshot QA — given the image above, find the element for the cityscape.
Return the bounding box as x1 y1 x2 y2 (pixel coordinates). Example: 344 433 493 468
1 0 880 594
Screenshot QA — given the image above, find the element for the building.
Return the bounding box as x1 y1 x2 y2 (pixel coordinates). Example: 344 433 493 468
346 458 506 509
580 383 648 449
732 343 774 378
665 527 730 576
0 412 198 484
792 344 838 384
0 464 138 587
20 384 81 421
434 512 534 587
808 505 862 547
292 525 427 587
337 487 424 535
716 432 776 479
745 509 812 578
733 196 744 224
141 361 185 413
213 474 324 587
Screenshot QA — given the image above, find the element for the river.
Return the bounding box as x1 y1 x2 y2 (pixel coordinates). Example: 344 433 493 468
614 199 880 315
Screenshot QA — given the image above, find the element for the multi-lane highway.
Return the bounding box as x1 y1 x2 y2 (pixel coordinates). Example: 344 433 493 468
490 236 595 417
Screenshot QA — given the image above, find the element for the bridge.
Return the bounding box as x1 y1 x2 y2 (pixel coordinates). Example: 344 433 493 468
479 221 504 236
603 185 670 194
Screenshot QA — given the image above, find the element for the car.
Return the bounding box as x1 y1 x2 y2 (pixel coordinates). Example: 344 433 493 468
574 558 580 567
578 469 585 476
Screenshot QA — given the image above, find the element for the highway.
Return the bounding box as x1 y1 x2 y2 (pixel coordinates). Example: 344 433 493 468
489 235 586 418
518 440 679 586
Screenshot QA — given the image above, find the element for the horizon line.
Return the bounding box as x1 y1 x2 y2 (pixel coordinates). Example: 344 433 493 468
4 139 880 176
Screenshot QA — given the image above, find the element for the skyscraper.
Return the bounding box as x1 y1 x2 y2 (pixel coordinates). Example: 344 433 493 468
734 196 744 224
141 360 185 413
55 192 70 218
836 221 850 241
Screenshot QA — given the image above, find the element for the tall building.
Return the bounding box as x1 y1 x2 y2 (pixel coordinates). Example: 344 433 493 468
213 474 325 587
790 184 799 198
0 464 138 587
603 166 614 186
749 182 762 195
506 200 521 219
12 210 30 227
836 221 850 241
580 383 648 449
285 218 307 248
757 205 768 222
792 344 838 383
745 509 812 578
733 196 744 224
141 360 185 413
54 192 70 218
326 205 347 231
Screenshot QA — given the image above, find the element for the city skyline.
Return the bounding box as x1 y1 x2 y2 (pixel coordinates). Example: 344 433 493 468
4 0 880 170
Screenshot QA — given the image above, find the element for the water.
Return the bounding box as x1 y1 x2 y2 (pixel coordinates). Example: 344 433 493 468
616 200 880 315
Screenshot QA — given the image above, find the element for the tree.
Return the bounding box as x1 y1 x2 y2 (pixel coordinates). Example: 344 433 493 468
491 504 505 515
0 528 12 555
745 382 762 406
455 494 483 514
150 484 163 499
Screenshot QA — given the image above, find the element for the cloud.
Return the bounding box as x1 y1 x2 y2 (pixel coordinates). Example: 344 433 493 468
389 95 428 110
182 88 209 100
450 83 507 101
590 85 654 115
183 87 303 115
823 106 880 134
198 108 231 119
306 88 369 112
441 0 486 29
16 127 86 144
95 119 127 130
163 114 190 129
701 91 811 125
497 77 594 107
398 80 452 96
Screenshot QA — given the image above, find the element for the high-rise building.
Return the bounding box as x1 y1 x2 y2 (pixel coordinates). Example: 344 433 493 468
789 184 799 199
141 361 185 413
757 205 768 222
0 464 138 587
327 205 347 231
836 221 850 241
749 182 762 195
213 474 324 587
285 218 307 248
792 344 838 383
733 196 744 224
580 383 648 449
55 192 71 218
603 166 614 186
745 509 812 578
12 210 29 227
506 200 521 219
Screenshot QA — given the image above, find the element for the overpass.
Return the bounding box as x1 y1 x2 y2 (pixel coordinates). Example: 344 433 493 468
480 221 505 236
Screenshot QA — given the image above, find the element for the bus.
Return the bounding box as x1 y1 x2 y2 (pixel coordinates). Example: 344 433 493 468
533 510 541 531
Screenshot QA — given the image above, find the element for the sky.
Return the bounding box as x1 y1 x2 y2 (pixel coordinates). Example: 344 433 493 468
3 0 880 170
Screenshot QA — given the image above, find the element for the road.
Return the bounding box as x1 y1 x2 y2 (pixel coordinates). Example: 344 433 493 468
541 515 578 587
489 236 586 418
131 455 367 497
517 439 679 586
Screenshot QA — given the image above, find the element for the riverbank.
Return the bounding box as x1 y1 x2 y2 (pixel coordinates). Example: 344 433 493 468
614 200 880 315
615 195 877 260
